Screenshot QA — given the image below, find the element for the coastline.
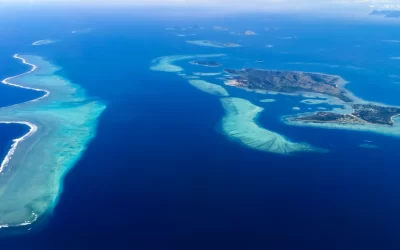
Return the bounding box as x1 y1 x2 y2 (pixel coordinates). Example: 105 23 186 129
224 67 400 125
150 52 400 150
1 54 50 107
0 54 106 230
282 114 400 137
150 53 325 155
224 69 353 100
0 121 37 174
0 55 48 174
0 55 46 229
219 97 326 155
0 54 50 174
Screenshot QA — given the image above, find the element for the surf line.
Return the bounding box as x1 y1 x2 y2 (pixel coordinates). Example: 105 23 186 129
1 54 50 106
0 54 50 174
0 121 37 174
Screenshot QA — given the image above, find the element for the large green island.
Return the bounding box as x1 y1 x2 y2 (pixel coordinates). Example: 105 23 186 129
224 68 400 127
224 68 353 102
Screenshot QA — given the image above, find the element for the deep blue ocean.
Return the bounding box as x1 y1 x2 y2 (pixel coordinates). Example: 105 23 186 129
1 6 400 250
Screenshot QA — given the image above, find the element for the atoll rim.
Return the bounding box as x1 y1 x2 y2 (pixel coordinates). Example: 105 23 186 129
0 55 106 228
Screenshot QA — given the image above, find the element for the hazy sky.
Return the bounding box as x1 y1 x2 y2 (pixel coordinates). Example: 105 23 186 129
3 0 400 12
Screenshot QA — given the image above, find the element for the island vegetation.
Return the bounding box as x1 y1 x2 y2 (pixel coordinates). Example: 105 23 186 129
224 67 400 126
224 68 353 102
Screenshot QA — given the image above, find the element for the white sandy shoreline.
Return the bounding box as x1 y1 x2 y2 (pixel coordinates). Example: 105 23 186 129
1 54 50 106
0 121 37 174
0 55 45 229
0 54 106 230
0 54 50 175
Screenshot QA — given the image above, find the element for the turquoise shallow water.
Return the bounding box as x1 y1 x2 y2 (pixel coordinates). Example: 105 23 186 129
1 7 400 250
0 55 105 228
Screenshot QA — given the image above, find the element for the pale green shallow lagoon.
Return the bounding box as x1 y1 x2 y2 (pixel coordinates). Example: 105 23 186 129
150 54 325 155
0 55 105 228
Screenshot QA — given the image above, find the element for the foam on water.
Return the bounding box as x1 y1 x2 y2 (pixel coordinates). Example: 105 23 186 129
188 80 229 97
220 98 326 155
0 55 106 228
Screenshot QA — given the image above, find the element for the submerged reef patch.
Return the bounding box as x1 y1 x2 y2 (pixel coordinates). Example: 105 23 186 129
150 54 325 155
193 72 222 76
300 99 329 105
186 40 241 48
220 98 326 155
32 40 55 46
359 143 379 149
188 80 229 97
259 99 276 103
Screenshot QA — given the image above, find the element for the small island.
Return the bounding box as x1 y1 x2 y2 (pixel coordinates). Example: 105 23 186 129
186 40 241 48
224 68 353 102
297 104 400 126
190 61 222 67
